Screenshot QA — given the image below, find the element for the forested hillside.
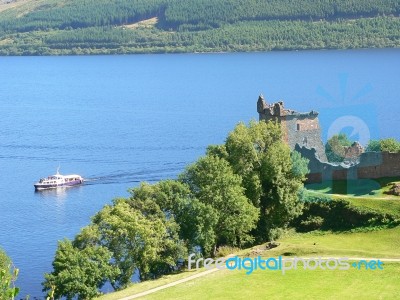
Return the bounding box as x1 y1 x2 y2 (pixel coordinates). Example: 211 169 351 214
0 0 399 55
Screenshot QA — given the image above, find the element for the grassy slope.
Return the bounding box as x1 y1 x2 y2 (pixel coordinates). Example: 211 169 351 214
0 0 52 14
0 0 37 13
305 178 400 197
141 263 400 300
97 270 206 300
305 178 400 217
268 227 400 259
98 227 400 300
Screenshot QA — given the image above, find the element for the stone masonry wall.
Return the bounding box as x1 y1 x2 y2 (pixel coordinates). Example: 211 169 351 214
285 114 327 162
357 152 400 179
295 145 400 183
257 96 327 162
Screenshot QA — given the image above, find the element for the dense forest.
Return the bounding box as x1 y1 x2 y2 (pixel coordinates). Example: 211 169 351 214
0 0 399 55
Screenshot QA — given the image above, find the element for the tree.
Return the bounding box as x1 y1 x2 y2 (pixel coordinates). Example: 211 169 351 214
75 200 186 289
45 195 188 297
129 180 218 257
0 248 19 300
259 142 306 239
42 240 117 300
119 191 189 280
180 154 259 256
218 120 308 242
366 138 400 153
223 120 282 207
291 150 310 178
365 140 381 152
325 133 352 162
380 138 400 153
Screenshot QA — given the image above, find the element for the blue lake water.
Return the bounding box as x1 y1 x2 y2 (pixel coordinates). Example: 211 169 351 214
0 49 399 298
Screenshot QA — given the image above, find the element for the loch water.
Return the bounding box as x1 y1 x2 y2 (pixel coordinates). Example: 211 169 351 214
0 49 399 297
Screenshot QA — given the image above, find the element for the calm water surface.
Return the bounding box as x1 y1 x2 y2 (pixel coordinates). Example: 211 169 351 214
0 49 399 297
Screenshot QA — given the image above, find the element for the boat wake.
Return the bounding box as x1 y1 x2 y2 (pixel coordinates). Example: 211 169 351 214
83 165 185 186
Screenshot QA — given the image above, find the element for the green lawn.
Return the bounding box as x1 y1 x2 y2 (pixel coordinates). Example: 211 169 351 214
262 227 400 259
305 178 400 198
98 226 400 299
305 177 400 217
343 196 400 217
97 269 206 300
141 263 400 300
305 190 400 217
140 227 400 299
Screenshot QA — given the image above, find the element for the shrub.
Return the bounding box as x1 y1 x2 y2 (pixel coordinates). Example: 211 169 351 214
216 246 240 258
0 248 19 300
293 195 400 232
298 216 324 232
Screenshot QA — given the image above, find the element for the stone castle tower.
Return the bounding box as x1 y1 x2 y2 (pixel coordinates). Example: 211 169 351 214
257 94 327 162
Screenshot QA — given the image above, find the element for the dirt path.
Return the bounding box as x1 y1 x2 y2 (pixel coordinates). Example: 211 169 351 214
118 267 220 300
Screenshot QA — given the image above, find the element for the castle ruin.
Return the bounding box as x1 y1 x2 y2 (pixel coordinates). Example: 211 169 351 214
257 94 327 162
257 94 400 183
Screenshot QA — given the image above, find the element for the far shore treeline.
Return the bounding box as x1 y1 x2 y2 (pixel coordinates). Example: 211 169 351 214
0 0 399 55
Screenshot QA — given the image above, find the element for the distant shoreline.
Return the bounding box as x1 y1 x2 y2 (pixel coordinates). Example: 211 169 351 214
1 46 400 57
1 1 400 56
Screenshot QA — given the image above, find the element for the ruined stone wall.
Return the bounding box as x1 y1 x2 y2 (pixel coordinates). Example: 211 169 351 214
294 145 347 182
257 96 327 162
357 152 400 179
296 145 400 183
296 118 319 131
285 114 327 162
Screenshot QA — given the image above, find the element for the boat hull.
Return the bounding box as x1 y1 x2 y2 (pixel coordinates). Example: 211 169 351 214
34 179 83 190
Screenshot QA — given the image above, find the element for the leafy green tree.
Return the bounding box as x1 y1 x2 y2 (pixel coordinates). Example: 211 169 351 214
75 200 186 289
365 140 381 152
259 142 306 239
42 240 118 300
223 120 282 207
180 154 259 256
0 248 19 300
129 180 218 257
366 138 400 153
206 144 229 161
45 185 190 295
221 120 308 242
291 150 310 178
325 133 352 162
116 194 188 280
380 138 400 153
91 202 161 287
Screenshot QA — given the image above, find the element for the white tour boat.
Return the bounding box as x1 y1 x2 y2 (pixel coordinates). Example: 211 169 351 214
34 168 84 190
